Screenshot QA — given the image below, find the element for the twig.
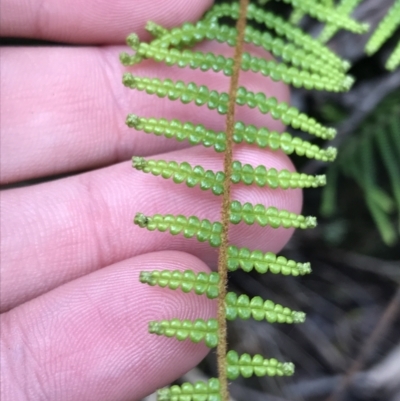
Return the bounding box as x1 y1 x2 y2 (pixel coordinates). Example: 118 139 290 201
325 287 400 401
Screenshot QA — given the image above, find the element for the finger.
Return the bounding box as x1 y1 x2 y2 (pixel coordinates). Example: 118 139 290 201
0 144 302 311
1 251 216 401
0 43 288 184
0 0 213 44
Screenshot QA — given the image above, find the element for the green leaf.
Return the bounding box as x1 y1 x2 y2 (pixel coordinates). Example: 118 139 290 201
157 378 221 401
133 212 222 247
149 318 218 348
282 0 369 33
226 350 295 380
139 270 220 298
227 245 311 275
225 292 305 323
365 0 400 56
229 201 317 229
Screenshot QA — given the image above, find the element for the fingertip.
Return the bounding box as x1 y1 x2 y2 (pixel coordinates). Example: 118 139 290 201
1 251 216 401
0 0 214 43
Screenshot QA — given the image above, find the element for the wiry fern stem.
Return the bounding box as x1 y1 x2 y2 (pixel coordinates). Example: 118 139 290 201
217 0 249 399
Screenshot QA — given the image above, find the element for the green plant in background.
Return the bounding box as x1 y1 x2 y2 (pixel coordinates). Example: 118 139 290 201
322 91 400 246
118 0 398 400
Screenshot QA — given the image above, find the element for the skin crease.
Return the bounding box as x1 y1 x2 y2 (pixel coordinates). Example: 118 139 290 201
0 1 299 401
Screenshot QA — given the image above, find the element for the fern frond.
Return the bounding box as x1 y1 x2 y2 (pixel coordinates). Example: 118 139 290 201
123 74 336 140
365 0 400 56
204 2 350 70
289 0 338 23
157 378 220 401
304 0 399 70
132 156 326 194
126 115 337 161
149 318 219 348
134 206 315 246
279 0 369 33
121 27 351 91
318 0 364 43
386 39 400 71
227 245 312 275
139 270 220 299
226 350 294 379
225 292 305 323
122 1 346 397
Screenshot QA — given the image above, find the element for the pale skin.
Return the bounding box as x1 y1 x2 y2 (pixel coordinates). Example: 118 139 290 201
0 1 301 400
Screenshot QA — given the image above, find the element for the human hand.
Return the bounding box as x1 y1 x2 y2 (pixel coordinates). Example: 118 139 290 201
0 1 300 400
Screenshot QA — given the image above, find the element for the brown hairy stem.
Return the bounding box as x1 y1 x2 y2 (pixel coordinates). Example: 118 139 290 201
216 0 249 400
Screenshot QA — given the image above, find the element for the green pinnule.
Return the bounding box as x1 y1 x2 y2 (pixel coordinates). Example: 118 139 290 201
290 0 400 71
157 378 221 401
386 40 400 71
140 270 220 299
149 318 219 348
225 292 305 323
132 156 326 195
226 350 295 379
229 201 317 229
227 245 312 275
122 25 352 91
365 0 400 56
